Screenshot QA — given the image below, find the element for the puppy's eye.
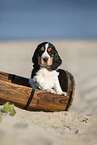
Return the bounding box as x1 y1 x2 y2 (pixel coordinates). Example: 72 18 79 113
41 47 44 51
48 48 52 52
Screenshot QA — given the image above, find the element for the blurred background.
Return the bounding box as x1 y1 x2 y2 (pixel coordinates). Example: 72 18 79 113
0 0 97 122
0 0 97 40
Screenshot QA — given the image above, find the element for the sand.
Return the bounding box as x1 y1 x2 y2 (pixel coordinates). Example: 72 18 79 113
0 40 97 145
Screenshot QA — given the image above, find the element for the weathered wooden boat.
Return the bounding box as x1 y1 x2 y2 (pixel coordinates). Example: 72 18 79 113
0 71 75 111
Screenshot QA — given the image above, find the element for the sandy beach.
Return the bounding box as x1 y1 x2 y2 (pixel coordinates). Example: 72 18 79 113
0 40 97 145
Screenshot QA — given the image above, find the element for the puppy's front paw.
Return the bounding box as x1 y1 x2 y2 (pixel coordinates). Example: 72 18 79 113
57 91 67 96
47 89 56 94
63 92 67 96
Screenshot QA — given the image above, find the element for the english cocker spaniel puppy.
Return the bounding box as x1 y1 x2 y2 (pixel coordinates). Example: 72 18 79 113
29 42 67 96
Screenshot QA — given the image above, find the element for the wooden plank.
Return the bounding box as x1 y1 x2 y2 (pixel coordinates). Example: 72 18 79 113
0 71 75 111
0 72 30 87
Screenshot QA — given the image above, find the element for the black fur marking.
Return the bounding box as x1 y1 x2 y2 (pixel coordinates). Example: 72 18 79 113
31 42 62 78
57 69 68 92
50 50 62 70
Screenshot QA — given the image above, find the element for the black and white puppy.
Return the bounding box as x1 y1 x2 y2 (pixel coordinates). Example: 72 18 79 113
29 42 67 96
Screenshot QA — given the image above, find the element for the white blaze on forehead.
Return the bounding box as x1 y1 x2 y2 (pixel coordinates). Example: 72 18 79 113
41 43 49 58
45 43 49 52
41 43 51 65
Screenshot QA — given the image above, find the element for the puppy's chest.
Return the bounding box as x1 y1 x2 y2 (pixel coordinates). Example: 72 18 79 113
36 68 59 82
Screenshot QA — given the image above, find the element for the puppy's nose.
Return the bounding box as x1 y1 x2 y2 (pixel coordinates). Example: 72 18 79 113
43 57 48 62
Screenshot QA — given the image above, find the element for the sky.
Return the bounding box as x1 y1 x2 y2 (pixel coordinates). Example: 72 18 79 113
0 0 97 40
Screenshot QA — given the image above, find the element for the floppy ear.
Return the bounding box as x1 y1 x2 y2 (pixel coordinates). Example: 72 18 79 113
32 47 40 69
32 42 44 65
50 50 62 70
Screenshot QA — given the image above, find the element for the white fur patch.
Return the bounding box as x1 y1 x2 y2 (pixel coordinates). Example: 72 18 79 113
45 43 49 50
29 68 67 95
41 43 51 65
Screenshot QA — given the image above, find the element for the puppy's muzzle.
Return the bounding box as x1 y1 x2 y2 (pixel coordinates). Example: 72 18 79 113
43 57 48 62
38 56 53 66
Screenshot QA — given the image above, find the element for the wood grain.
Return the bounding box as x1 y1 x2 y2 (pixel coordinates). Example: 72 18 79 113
0 71 75 111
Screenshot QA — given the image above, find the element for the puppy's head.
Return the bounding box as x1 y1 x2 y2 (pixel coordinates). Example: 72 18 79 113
32 42 62 70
